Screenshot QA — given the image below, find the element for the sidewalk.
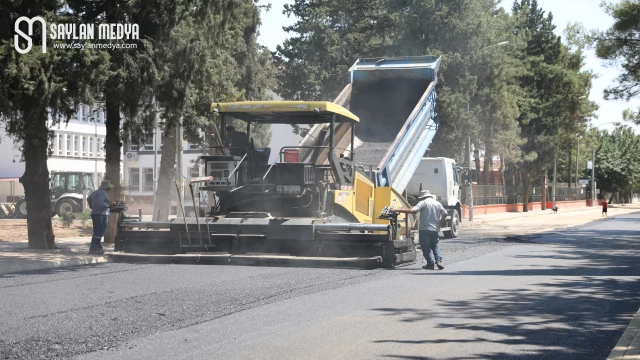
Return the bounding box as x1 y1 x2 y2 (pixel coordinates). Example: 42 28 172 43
609 308 640 359
0 237 112 276
471 203 640 224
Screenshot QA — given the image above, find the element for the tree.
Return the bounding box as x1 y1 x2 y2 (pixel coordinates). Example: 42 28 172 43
151 0 276 221
592 125 640 201
0 3 109 249
510 0 596 210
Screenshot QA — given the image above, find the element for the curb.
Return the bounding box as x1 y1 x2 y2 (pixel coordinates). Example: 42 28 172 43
0 255 109 276
608 307 640 359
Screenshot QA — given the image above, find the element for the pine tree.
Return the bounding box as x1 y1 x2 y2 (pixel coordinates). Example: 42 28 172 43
0 3 109 249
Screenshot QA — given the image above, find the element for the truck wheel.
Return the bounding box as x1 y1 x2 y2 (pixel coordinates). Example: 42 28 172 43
443 211 460 239
15 199 27 218
56 198 79 217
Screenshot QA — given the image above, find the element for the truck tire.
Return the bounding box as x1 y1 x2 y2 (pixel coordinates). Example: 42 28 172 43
443 210 459 239
15 199 27 218
56 198 79 217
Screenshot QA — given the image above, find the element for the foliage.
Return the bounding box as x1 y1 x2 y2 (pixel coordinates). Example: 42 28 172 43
75 211 92 228
566 1 640 125
274 0 597 193
592 125 640 195
61 212 76 228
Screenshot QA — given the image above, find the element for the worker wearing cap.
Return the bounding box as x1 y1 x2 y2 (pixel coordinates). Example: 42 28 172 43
86 180 114 255
391 190 448 270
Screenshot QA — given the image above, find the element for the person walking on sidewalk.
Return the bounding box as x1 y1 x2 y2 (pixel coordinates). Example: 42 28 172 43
602 199 608 217
86 180 114 255
391 190 448 270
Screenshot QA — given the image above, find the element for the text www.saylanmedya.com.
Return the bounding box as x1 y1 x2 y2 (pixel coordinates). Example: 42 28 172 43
52 42 138 50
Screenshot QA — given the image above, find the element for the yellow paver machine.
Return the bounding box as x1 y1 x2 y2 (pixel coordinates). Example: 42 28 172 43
112 55 444 269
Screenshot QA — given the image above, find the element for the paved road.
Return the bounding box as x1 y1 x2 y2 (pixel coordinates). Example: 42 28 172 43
1 213 640 360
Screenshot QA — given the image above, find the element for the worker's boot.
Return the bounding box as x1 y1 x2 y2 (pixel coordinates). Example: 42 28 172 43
422 264 435 270
436 261 444 270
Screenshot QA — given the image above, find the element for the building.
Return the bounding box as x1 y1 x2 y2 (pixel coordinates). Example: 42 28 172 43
0 99 304 206
123 126 203 203
0 104 119 187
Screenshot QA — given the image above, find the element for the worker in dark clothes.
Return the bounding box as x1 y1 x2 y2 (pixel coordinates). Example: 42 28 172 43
225 125 250 157
86 180 114 255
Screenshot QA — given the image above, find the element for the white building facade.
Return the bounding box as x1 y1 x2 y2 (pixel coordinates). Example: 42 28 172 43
123 127 204 203
0 104 120 187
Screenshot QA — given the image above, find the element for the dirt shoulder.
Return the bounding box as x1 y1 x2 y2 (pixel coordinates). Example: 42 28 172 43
0 220 93 242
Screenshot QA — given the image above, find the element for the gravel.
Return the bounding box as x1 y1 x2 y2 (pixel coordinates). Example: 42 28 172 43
353 141 393 169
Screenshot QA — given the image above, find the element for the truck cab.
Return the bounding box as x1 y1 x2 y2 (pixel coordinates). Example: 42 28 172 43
406 157 463 238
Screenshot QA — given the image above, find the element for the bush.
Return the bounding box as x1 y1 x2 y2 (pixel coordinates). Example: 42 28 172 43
61 212 75 228
75 211 91 227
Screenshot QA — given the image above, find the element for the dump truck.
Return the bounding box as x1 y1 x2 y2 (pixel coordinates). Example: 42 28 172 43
298 56 463 237
112 55 452 269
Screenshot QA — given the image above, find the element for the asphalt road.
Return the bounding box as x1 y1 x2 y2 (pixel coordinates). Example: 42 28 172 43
1 213 640 360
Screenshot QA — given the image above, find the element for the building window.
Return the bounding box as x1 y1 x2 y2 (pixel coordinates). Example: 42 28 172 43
98 109 104 124
129 168 140 192
190 167 200 179
98 138 104 157
83 105 90 122
143 168 154 192
66 135 71 156
89 137 93 157
73 135 79 157
80 136 86 157
143 133 154 151
57 134 62 156
159 132 163 150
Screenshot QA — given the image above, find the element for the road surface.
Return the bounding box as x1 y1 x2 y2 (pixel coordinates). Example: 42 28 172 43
1 212 640 359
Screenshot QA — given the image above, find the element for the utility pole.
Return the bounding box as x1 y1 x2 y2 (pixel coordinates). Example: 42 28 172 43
176 118 184 202
575 137 581 188
552 154 557 209
591 147 596 206
468 134 473 221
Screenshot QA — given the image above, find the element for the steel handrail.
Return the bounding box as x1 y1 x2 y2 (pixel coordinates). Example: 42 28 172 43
227 153 248 190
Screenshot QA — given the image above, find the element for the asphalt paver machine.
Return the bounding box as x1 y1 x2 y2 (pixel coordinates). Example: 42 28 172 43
113 101 418 268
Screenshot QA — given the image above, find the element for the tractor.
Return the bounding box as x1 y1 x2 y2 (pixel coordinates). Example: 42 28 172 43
15 172 95 218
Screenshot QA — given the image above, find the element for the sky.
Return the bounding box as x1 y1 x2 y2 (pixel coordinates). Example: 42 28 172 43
257 0 640 135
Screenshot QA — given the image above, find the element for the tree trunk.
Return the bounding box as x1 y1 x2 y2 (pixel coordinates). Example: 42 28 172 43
541 174 547 210
521 170 530 212
103 90 122 243
483 152 492 185
500 157 506 187
568 146 572 188
153 127 178 221
20 107 56 249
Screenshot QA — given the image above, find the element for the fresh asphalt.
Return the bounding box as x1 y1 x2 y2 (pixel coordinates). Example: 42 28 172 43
1 213 639 360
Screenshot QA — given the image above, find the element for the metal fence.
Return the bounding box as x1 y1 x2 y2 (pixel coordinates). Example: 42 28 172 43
462 184 587 206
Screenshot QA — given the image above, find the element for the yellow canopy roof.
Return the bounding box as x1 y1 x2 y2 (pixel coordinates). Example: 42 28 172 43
210 101 359 124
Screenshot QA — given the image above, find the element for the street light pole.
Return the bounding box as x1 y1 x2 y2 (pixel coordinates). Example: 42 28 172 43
552 154 557 209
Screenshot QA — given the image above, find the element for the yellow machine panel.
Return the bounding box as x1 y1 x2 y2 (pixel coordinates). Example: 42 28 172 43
373 187 417 232
332 172 375 224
